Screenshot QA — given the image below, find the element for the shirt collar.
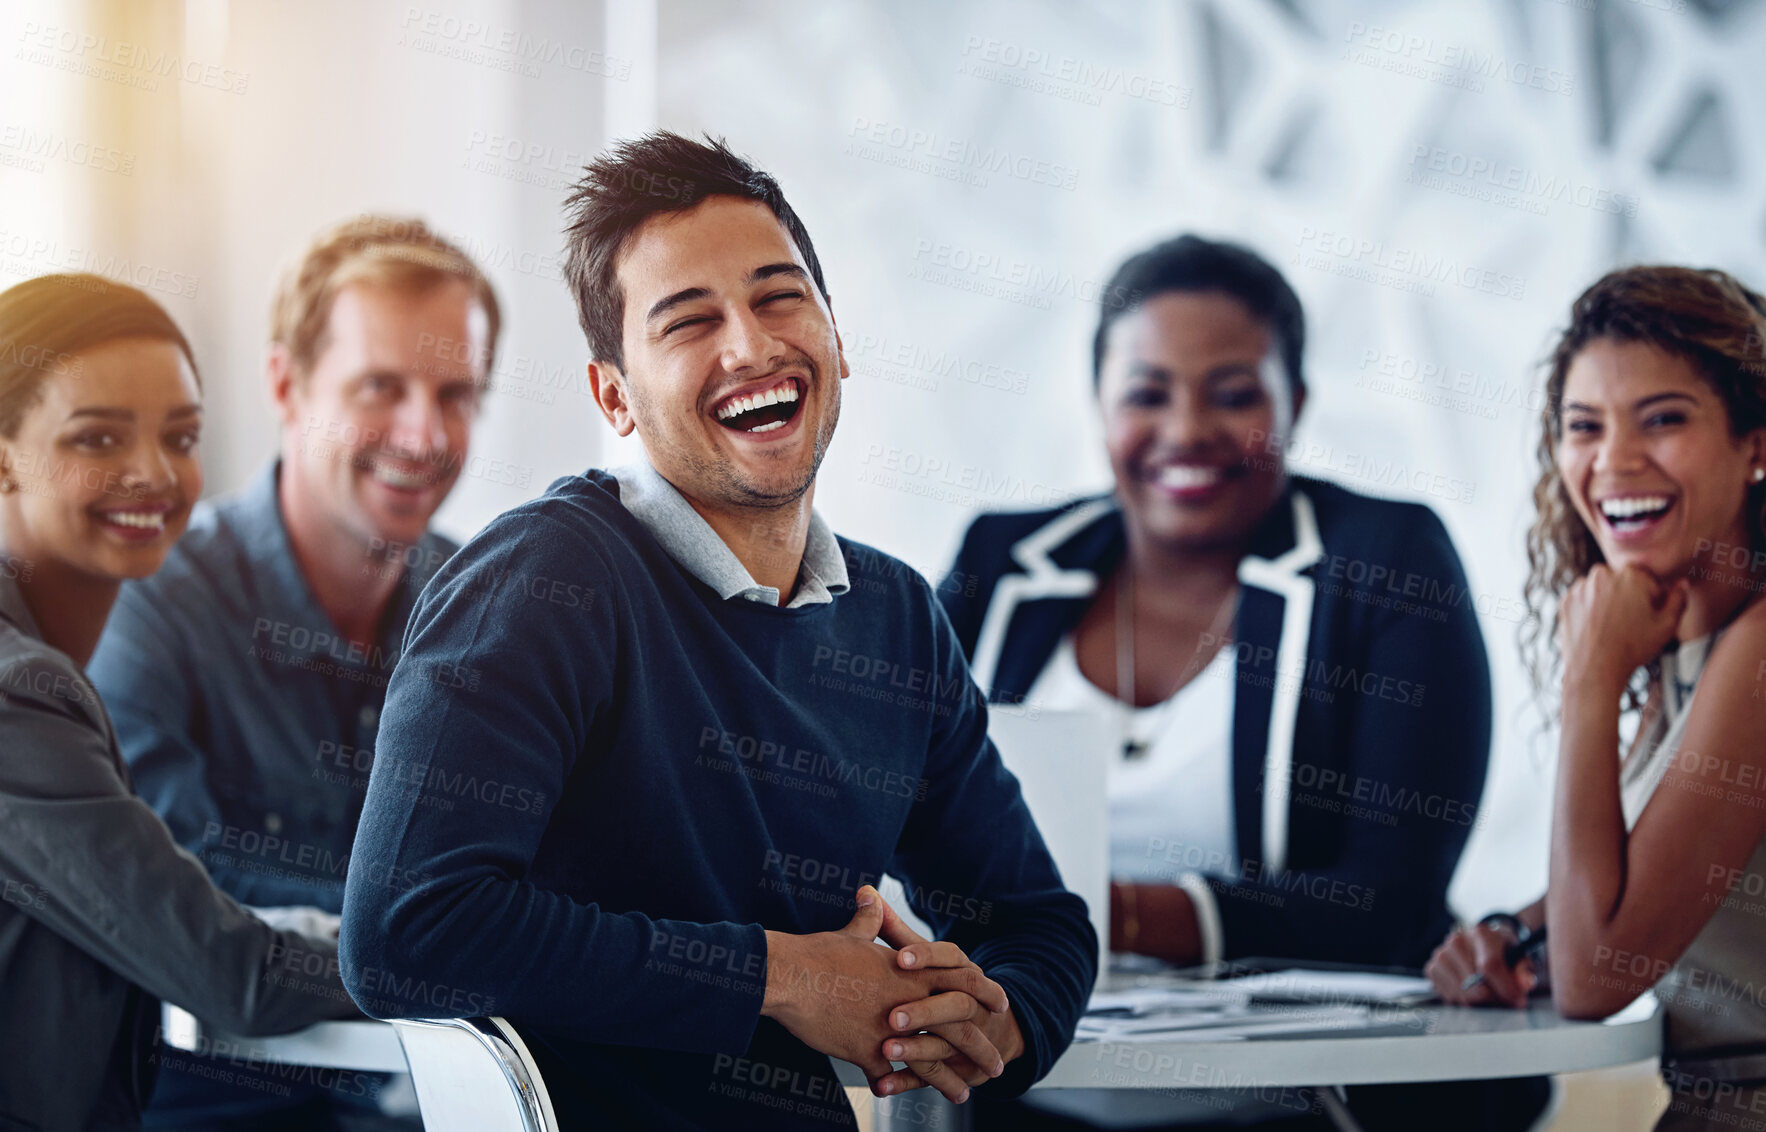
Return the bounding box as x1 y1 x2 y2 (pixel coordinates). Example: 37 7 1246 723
235 460 311 598
235 460 445 655
612 458 848 608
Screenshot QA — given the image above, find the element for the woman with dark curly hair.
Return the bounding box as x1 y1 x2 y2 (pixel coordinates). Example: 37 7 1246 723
1427 265 1766 1131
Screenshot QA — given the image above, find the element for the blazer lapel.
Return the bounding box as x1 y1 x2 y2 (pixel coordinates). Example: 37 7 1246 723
971 497 1120 697
973 485 1325 878
1232 488 1324 875
1231 585 1280 875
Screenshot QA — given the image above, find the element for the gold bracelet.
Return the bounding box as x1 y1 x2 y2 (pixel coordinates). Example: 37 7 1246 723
1119 882 1141 954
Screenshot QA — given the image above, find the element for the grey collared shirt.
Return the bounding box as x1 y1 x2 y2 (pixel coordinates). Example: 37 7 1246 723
612 460 849 608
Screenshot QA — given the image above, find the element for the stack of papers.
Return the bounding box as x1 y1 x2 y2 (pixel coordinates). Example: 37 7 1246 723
1220 969 1436 1006
1075 969 1434 1043
1077 998 1371 1043
1086 985 1248 1014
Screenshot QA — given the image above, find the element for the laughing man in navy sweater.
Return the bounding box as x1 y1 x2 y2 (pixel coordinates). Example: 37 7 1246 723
339 133 1095 1129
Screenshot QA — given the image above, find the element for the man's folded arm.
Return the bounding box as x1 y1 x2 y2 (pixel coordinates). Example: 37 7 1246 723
341 837 769 1054
338 516 767 1053
886 591 1098 1096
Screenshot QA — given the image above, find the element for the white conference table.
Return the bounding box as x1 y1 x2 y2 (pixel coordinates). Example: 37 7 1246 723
859 991 1663 1130
163 991 1663 1131
1046 993 1663 1089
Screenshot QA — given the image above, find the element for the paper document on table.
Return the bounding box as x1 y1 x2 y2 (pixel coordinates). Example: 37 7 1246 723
1076 1004 1372 1043
1223 969 1435 1004
1086 985 1247 1016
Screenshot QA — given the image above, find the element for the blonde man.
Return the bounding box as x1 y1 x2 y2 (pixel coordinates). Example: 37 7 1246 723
88 215 498 1129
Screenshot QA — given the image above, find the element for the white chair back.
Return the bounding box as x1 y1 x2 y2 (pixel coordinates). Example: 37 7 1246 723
389 1017 559 1132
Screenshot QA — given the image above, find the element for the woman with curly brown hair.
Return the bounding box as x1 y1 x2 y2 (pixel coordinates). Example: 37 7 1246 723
1427 265 1766 1131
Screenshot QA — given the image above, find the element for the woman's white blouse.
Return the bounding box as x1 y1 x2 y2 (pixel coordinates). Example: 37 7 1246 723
1026 633 1239 884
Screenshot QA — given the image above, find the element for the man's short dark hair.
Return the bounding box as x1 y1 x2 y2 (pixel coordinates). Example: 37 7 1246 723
1091 234 1305 395
562 132 830 371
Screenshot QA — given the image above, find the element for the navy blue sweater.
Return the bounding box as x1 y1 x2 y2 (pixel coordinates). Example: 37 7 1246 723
340 470 1095 1130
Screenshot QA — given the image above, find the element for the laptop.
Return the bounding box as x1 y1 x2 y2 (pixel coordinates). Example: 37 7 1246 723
881 707 1111 986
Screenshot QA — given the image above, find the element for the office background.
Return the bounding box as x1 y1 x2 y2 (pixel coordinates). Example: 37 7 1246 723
4 0 1762 931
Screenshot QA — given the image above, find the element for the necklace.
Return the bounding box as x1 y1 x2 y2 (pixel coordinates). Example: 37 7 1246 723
1114 567 1240 761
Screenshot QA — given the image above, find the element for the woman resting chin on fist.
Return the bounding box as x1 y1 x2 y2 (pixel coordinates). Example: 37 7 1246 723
1434 265 1766 1132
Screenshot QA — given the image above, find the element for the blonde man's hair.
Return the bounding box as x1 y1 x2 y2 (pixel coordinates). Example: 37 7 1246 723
270 215 501 379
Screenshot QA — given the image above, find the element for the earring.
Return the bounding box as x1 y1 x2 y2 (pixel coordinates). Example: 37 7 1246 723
0 476 15 493
1753 468 1765 484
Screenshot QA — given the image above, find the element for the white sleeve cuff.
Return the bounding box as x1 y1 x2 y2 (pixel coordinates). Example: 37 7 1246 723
1176 872 1224 966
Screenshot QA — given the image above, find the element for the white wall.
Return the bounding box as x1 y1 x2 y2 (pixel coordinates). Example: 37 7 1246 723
1 0 631 540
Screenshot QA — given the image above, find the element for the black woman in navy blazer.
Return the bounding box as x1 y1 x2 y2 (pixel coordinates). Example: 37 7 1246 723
941 476 1492 968
938 235 1494 972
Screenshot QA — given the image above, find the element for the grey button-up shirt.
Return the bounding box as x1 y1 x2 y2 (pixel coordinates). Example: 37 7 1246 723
612 459 849 608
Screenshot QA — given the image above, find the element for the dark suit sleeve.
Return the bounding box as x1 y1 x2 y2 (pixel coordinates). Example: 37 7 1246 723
0 648 356 1034
1203 507 1492 967
887 585 1096 1098
88 585 339 908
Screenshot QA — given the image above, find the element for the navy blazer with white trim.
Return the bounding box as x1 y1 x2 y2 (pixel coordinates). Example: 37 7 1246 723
939 476 1492 968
